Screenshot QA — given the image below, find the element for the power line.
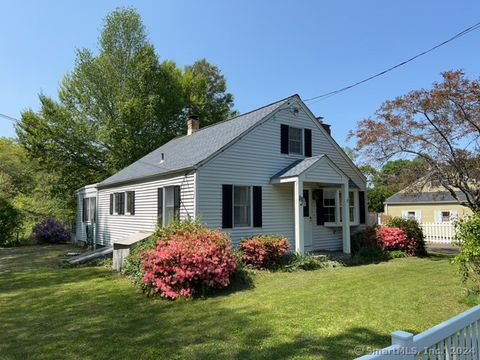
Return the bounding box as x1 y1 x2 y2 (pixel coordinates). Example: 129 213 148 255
0 113 19 123
304 21 480 104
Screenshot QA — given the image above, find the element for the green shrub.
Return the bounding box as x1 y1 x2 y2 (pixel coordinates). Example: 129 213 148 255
352 245 387 265
0 197 22 246
282 253 344 272
385 217 426 256
453 213 480 291
351 226 380 254
388 250 409 259
123 235 157 286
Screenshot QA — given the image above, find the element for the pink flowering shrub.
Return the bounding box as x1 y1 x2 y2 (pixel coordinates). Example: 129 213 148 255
377 226 419 256
240 235 290 269
141 228 237 299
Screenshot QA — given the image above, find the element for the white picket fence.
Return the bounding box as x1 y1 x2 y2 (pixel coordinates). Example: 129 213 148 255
421 223 457 244
356 305 480 360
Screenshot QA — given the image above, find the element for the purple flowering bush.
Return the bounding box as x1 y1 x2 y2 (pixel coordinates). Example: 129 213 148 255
32 218 71 244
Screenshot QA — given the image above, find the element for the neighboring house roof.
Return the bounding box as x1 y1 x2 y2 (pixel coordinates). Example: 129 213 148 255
99 95 294 187
385 191 468 204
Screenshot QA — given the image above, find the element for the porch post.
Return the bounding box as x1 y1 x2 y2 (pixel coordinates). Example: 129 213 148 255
341 181 351 254
294 178 304 253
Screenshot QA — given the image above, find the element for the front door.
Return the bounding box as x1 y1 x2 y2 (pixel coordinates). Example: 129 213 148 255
303 189 313 248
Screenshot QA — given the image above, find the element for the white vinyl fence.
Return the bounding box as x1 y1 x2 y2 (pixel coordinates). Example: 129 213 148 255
421 223 457 244
355 305 480 360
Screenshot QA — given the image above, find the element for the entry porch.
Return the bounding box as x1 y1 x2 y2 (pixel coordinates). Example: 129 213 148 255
271 155 365 254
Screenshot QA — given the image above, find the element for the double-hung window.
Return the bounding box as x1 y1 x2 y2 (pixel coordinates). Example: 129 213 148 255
233 185 251 227
158 186 181 226
322 189 359 226
323 190 337 223
82 197 96 222
114 192 125 215
288 126 303 155
126 191 135 215
339 191 356 223
441 211 451 222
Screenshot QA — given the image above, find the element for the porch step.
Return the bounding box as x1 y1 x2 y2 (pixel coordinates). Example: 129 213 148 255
67 246 113 265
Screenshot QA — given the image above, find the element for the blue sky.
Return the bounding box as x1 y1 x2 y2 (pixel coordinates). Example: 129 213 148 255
1 0 479 147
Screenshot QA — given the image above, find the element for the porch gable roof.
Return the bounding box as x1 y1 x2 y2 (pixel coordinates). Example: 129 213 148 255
270 155 349 184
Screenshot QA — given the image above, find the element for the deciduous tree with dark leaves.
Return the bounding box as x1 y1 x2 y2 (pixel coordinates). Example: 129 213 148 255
350 70 480 211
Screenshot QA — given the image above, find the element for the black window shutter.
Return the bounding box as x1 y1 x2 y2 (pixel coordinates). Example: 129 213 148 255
303 190 309 217
253 186 262 228
119 193 125 215
131 191 135 215
280 124 289 154
109 194 113 215
82 198 87 222
304 129 312 157
315 189 325 225
222 184 233 228
359 191 366 224
157 188 163 226
173 186 181 220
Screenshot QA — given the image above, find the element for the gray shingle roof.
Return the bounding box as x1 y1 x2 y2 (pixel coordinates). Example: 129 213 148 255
100 95 294 186
385 191 468 204
271 156 360 188
271 155 326 179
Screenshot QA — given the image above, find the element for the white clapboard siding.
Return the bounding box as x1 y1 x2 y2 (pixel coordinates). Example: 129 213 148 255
422 223 457 244
196 99 366 249
75 185 98 243
356 305 480 360
96 172 195 246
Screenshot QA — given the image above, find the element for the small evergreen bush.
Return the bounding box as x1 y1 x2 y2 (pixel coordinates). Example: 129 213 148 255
351 226 381 254
283 253 344 272
352 245 387 265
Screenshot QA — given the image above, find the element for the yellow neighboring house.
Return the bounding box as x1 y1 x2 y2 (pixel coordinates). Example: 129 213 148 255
384 187 472 224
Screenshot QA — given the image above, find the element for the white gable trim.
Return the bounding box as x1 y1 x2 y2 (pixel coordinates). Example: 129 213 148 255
294 99 367 184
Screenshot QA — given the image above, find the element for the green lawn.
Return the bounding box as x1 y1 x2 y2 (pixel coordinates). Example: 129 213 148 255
0 245 471 360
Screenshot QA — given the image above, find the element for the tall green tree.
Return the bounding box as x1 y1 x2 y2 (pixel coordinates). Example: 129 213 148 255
360 159 423 213
16 7 235 214
183 59 237 127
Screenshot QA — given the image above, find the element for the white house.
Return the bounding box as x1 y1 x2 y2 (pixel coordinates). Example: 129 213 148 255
74 95 367 254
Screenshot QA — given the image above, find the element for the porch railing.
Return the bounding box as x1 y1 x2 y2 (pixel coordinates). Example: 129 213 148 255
355 305 480 359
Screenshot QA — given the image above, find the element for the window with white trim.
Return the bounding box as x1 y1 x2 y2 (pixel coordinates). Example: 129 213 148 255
233 185 251 227
114 192 125 215
323 189 359 226
339 191 356 223
288 126 303 155
323 189 337 223
126 191 134 215
407 211 416 219
441 211 451 223
82 197 96 222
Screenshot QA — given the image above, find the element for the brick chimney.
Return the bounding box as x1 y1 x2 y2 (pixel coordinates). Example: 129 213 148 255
187 115 200 135
316 116 331 135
